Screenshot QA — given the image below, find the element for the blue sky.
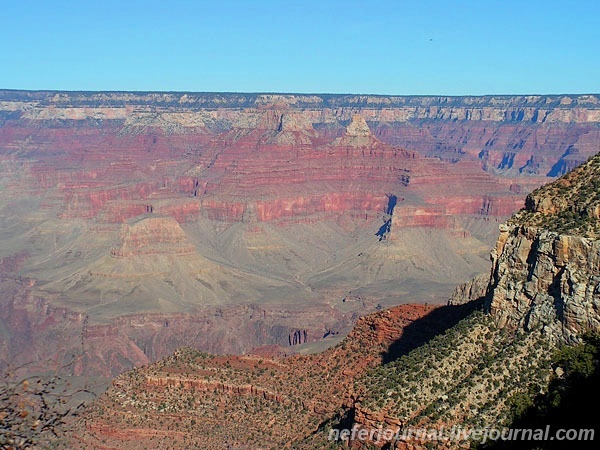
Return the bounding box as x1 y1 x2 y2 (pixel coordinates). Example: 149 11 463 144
0 0 598 95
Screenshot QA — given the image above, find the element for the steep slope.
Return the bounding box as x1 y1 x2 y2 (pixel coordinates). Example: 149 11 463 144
488 154 600 342
72 303 475 449
331 153 600 449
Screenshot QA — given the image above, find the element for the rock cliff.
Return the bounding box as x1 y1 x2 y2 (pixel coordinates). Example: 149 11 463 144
488 154 600 342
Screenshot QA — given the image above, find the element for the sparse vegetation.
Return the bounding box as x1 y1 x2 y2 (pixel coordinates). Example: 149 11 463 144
73 305 446 448
512 153 600 237
354 309 554 432
480 331 600 449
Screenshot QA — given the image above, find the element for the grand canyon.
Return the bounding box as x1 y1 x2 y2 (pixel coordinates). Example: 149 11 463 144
1 91 600 448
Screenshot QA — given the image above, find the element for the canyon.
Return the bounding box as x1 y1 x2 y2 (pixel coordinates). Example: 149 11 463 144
1 91 599 381
73 145 600 450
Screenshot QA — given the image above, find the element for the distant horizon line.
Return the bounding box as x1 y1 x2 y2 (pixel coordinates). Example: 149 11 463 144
1 88 598 98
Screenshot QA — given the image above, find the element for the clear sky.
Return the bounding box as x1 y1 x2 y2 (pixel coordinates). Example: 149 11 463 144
1 0 598 95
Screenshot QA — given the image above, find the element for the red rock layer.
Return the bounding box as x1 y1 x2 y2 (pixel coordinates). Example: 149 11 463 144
73 303 441 449
2 93 587 229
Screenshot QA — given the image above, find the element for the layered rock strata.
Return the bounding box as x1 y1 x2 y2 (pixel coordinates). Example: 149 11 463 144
1 91 597 378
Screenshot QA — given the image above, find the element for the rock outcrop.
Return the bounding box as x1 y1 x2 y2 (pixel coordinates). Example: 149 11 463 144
488 226 600 343
448 272 490 305
111 216 196 257
488 154 600 342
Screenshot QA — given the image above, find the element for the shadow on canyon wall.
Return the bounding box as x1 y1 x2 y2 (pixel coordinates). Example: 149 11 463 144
382 298 485 364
